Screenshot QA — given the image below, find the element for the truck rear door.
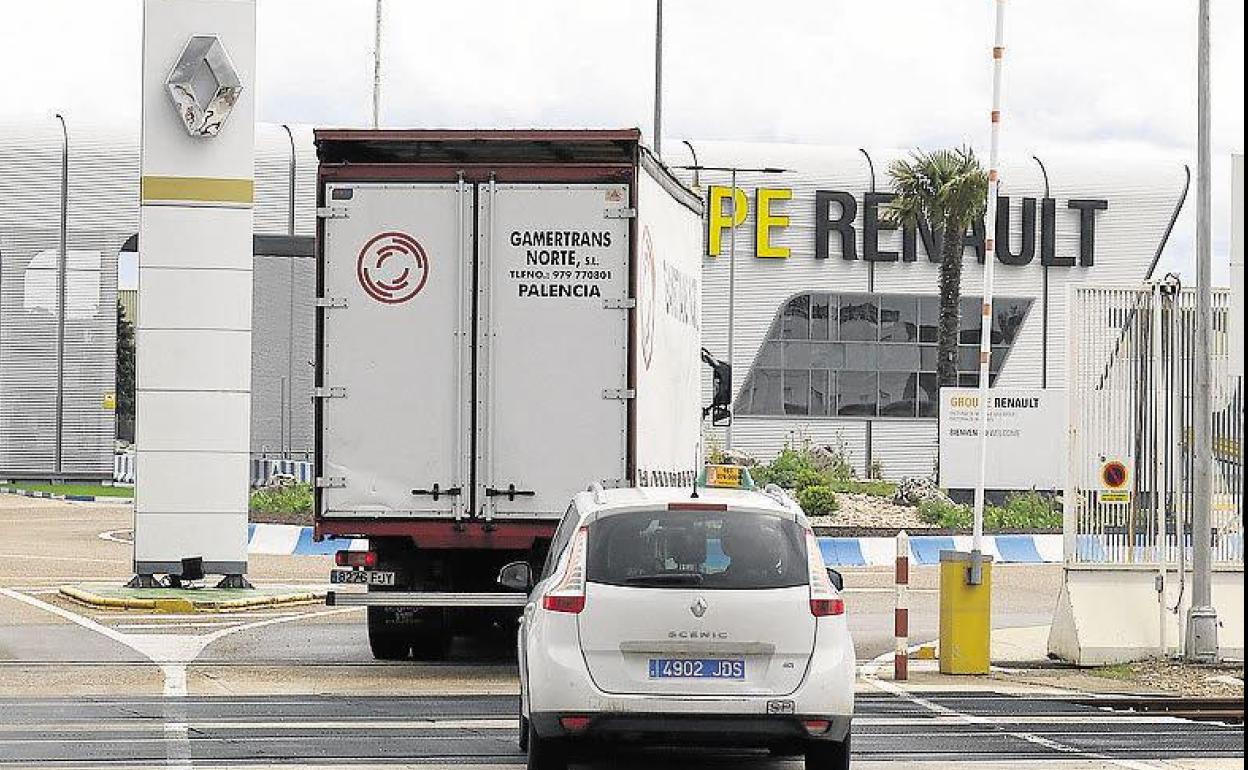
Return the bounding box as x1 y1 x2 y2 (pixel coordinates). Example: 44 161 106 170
319 183 472 518
476 184 631 519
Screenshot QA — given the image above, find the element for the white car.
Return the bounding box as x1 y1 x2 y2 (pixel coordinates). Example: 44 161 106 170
499 469 855 770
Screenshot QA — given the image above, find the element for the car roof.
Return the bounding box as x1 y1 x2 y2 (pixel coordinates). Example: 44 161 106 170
572 484 804 522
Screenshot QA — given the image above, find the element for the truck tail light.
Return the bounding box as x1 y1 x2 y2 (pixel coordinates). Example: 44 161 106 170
335 550 377 569
542 527 588 614
806 530 844 617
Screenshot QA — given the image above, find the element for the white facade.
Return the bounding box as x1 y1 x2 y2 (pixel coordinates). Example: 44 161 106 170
678 141 1190 481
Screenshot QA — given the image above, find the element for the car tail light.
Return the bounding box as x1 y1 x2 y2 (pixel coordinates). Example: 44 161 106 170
559 715 591 732
542 527 588 614
335 550 377 568
802 718 832 734
810 598 846 617
806 530 844 617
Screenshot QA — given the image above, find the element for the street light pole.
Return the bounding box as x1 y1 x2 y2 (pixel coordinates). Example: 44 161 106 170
727 166 737 450
653 0 663 157
372 0 382 129
1186 0 1219 662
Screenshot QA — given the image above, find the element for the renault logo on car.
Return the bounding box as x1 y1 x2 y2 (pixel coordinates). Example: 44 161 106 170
690 597 708 618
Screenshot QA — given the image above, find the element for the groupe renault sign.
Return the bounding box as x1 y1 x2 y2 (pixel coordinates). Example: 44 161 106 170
707 185 1110 267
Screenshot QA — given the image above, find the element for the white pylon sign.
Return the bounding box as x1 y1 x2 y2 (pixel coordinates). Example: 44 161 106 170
133 0 256 583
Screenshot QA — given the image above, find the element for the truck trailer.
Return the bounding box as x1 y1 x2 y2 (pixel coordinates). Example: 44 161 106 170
313 129 716 659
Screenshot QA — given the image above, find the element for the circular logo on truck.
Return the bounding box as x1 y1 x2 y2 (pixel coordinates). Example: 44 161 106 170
638 226 657 370
357 231 429 304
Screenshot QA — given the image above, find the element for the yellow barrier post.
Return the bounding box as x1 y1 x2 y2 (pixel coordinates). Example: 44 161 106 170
938 550 993 674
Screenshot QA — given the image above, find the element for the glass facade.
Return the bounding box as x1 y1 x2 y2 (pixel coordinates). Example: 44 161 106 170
735 293 1032 419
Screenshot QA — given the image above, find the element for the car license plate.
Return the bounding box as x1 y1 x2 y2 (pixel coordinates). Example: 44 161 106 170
648 658 745 680
330 569 395 586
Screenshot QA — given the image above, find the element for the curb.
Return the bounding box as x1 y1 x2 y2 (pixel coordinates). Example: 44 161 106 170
1 486 134 504
58 584 327 613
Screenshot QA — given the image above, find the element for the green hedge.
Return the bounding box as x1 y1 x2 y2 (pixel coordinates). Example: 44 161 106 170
917 490 1061 531
249 482 313 515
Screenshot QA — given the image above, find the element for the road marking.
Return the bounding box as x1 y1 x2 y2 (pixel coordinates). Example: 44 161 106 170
861 670 1168 770
98 529 133 544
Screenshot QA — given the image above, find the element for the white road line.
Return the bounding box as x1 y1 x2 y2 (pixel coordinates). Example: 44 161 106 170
862 672 1168 770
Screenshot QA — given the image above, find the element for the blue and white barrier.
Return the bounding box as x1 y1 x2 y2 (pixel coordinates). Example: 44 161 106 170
247 523 1064 564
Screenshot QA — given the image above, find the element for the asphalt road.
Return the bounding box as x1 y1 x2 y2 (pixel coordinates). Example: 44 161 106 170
0 495 1060 669
1 495 1241 769
0 692 1241 768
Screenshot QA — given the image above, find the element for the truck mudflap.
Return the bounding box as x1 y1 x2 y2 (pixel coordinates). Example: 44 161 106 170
327 591 529 608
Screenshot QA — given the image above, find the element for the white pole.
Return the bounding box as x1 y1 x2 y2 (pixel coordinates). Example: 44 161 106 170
372 0 382 129
726 167 737 450
1186 0 1219 662
971 0 1007 583
653 0 663 157
894 530 910 681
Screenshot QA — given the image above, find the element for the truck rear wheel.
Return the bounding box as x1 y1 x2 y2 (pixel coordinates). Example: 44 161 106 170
367 607 410 661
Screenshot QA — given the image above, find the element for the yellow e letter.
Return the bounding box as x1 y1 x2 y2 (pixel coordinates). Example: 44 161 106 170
755 187 792 258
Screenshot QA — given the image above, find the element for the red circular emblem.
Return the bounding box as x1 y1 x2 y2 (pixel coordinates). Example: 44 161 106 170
357 231 429 304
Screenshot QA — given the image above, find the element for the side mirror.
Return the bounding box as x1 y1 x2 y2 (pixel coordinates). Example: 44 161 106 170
826 567 844 592
497 561 533 592
701 348 732 425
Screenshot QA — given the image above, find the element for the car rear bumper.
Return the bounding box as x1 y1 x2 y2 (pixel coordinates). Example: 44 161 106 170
530 711 851 745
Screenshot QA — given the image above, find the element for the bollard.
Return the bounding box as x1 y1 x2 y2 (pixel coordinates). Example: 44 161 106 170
938 550 994 675
894 530 910 681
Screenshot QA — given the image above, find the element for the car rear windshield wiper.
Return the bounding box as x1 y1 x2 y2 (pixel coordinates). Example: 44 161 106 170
621 572 705 586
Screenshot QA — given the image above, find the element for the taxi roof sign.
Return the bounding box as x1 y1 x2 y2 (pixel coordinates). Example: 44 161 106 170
698 464 755 490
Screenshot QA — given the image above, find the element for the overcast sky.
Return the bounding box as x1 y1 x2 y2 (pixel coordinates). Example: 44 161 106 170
2 0 1243 283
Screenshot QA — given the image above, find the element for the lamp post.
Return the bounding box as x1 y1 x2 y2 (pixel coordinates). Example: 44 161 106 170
676 163 789 451
372 0 382 129
53 112 69 477
1186 0 1219 662
653 0 663 156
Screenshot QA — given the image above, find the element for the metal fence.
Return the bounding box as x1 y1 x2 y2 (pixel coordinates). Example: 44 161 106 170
113 451 312 488
1066 283 1243 566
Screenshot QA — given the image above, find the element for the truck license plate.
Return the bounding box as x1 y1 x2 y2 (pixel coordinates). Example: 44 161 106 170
330 569 395 586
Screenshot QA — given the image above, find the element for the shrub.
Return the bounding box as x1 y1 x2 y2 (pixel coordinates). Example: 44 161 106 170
917 498 973 529
797 485 840 517
917 491 1061 531
986 490 1062 530
250 482 313 515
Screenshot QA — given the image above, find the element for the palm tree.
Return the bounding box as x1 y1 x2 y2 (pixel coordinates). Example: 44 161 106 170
885 147 988 388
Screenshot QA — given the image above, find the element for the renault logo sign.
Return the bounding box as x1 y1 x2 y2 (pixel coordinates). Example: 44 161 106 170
165 35 243 137
690 597 708 618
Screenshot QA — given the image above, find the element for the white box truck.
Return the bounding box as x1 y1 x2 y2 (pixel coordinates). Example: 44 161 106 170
314 129 723 659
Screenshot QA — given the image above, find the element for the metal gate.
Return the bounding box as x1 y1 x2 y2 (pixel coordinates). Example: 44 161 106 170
1066 282 1243 567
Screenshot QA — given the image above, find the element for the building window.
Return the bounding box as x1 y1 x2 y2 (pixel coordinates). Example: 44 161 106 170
736 292 1032 419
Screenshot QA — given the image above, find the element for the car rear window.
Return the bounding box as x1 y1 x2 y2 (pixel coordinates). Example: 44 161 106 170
585 509 808 590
